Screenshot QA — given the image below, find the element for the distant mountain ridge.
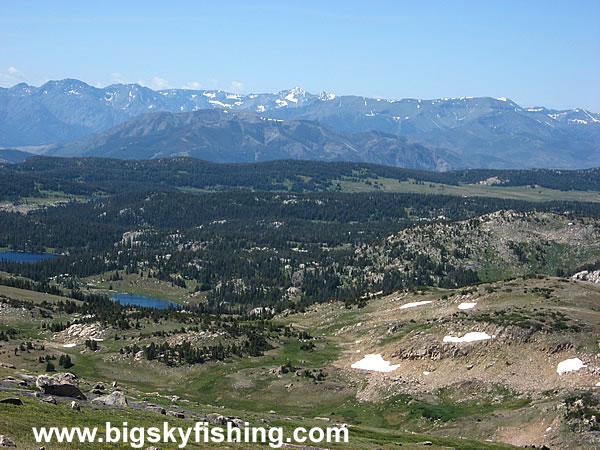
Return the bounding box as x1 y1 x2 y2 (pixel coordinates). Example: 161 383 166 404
44 109 457 171
1 79 599 169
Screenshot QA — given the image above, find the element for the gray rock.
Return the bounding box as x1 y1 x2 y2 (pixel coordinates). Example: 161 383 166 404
70 401 81 411
3 377 26 387
92 391 128 407
0 435 16 447
206 413 227 425
36 373 78 388
229 418 245 428
0 398 22 405
146 405 166 415
166 411 185 419
40 397 57 405
93 383 105 390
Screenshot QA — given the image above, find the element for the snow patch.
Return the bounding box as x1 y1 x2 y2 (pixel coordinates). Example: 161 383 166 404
202 92 216 98
63 343 77 348
443 332 492 343
557 358 585 375
285 92 298 103
209 100 234 108
497 97 507 102
458 302 477 310
351 354 400 372
400 301 432 309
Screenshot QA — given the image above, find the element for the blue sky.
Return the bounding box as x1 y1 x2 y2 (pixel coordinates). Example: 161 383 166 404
1 1 599 111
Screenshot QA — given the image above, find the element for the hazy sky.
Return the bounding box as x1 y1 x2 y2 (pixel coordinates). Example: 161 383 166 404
1 1 599 111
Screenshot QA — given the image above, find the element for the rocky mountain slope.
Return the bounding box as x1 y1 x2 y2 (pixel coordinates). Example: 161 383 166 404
2 79 599 169
361 210 600 285
300 276 600 448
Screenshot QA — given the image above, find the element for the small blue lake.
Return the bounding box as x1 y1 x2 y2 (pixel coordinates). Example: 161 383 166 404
0 251 58 263
109 292 180 310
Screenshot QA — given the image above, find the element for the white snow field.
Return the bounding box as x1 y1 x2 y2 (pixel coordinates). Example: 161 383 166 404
556 358 585 375
351 354 400 372
443 332 492 343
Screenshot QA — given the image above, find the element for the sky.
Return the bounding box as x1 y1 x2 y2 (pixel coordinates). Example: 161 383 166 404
1 1 599 111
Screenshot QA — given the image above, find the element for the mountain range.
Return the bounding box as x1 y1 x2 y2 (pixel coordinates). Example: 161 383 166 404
43 109 458 170
1 79 599 170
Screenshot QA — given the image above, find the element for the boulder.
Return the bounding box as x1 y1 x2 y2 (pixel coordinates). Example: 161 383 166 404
70 401 81 411
20 374 37 383
0 398 23 405
92 391 128 407
36 374 86 400
206 413 227 425
41 397 57 405
166 411 185 419
146 405 166 415
93 383 105 391
51 373 78 385
229 418 245 428
36 373 78 389
42 384 86 400
0 435 16 447
2 378 26 387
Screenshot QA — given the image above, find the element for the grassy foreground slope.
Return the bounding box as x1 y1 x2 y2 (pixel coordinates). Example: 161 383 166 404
1 275 599 448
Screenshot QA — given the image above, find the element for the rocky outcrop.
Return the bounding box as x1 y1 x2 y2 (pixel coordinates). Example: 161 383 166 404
92 391 128 407
36 373 78 387
56 322 107 342
205 413 244 427
572 270 600 284
0 398 22 405
145 405 166 415
0 435 16 447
